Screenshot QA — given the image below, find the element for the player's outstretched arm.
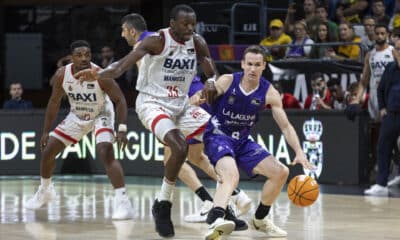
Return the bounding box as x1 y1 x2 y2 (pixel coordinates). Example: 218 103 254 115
98 78 128 150
74 35 163 81
267 85 314 170
41 67 66 151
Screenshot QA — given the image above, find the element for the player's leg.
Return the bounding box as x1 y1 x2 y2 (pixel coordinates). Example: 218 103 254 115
25 114 80 210
365 114 398 195
95 129 133 220
136 94 186 237
164 146 214 223
187 143 252 216
250 156 289 237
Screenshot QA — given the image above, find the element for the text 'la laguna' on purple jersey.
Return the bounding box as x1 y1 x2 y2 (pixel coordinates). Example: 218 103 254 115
203 72 271 176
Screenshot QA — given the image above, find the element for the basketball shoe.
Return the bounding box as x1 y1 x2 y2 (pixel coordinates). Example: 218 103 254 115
152 199 174 238
364 184 389 196
204 217 235 240
112 194 133 220
225 205 248 231
25 184 57 210
388 176 400 187
230 190 252 216
184 200 213 223
251 216 287 237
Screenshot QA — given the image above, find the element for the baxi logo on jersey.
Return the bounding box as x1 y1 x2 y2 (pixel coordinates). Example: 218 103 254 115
163 58 195 70
302 118 323 179
68 93 97 102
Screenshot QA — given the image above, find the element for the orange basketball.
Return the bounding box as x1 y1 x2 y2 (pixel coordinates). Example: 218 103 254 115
287 175 319 207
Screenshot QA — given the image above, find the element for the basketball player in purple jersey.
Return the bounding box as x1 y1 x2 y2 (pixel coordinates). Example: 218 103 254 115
203 45 314 239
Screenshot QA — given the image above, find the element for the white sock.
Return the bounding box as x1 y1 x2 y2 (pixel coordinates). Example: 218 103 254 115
158 177 175 202
115 187 127 199
41 177 52 188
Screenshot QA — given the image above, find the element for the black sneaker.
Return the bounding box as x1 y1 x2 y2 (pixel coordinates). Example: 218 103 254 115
152 199 174 238
225 205 248 231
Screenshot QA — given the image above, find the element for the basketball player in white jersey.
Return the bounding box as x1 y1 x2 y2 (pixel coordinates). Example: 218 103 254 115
358 24 395 121
119 13 252 223
75 5 222 237
25 40 134 220
353 24 396 191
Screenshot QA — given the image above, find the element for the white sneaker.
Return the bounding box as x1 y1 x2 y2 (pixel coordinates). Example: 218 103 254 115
251 216 287 237
184 200 213 223
364 184 389 196
25 184 56 210
388 176 400 187
231 190 252 216
204 218 235 240
112 195 133 220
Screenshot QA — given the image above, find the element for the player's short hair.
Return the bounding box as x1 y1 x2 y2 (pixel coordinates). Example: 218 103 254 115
375 23 389 32
170 4 195 20
242 45 267 60
121 13 147 32
70 40 90 53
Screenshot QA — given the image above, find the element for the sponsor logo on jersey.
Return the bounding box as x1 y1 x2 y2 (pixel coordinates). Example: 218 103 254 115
164 76 185 82
251 98 261 106
228 95 235 104
187 48 195 54
371 61 391 70
163 58 195 70
87 84 95 89
68 93 97 102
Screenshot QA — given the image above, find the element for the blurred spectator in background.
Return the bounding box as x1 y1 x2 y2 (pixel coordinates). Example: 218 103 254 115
266 81 302 109
347 81 369 108
336 0 369 23
304 72 332 110
310 22 339 58
314 5 339 40
286 20 314 58
360 16 376 53
390 27 400 45
285 0 318 35
260 19 292 61
3 82 33 110
100 45 115 68
371 0 391 26
328 79 350 110
328 22 361 60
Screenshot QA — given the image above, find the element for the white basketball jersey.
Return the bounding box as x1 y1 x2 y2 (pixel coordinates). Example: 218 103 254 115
63 63 112 120
369 45 394 90
136 28 197 99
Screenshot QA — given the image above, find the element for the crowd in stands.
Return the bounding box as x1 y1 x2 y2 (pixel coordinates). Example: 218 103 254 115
3 0 400 111
260 0 400 61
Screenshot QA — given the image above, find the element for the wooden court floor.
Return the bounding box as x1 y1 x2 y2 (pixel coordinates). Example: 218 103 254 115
0 176 399 240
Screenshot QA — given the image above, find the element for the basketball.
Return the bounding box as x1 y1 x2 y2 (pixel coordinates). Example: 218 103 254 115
287 175 319 207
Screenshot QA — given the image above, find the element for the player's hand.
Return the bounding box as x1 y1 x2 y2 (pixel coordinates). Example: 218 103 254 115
74 68 98 83
291 151 315 170
40 132 50 152
115 131 128 150
204 79 218 105
189 91 206 106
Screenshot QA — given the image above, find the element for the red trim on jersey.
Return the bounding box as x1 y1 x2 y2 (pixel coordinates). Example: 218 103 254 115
169 28 186 45
95 128 113 136
186 122 207 140
53 129 78 144
151 114 170 133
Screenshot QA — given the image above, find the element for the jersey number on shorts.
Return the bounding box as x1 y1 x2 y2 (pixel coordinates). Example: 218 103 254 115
167 85 178 98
